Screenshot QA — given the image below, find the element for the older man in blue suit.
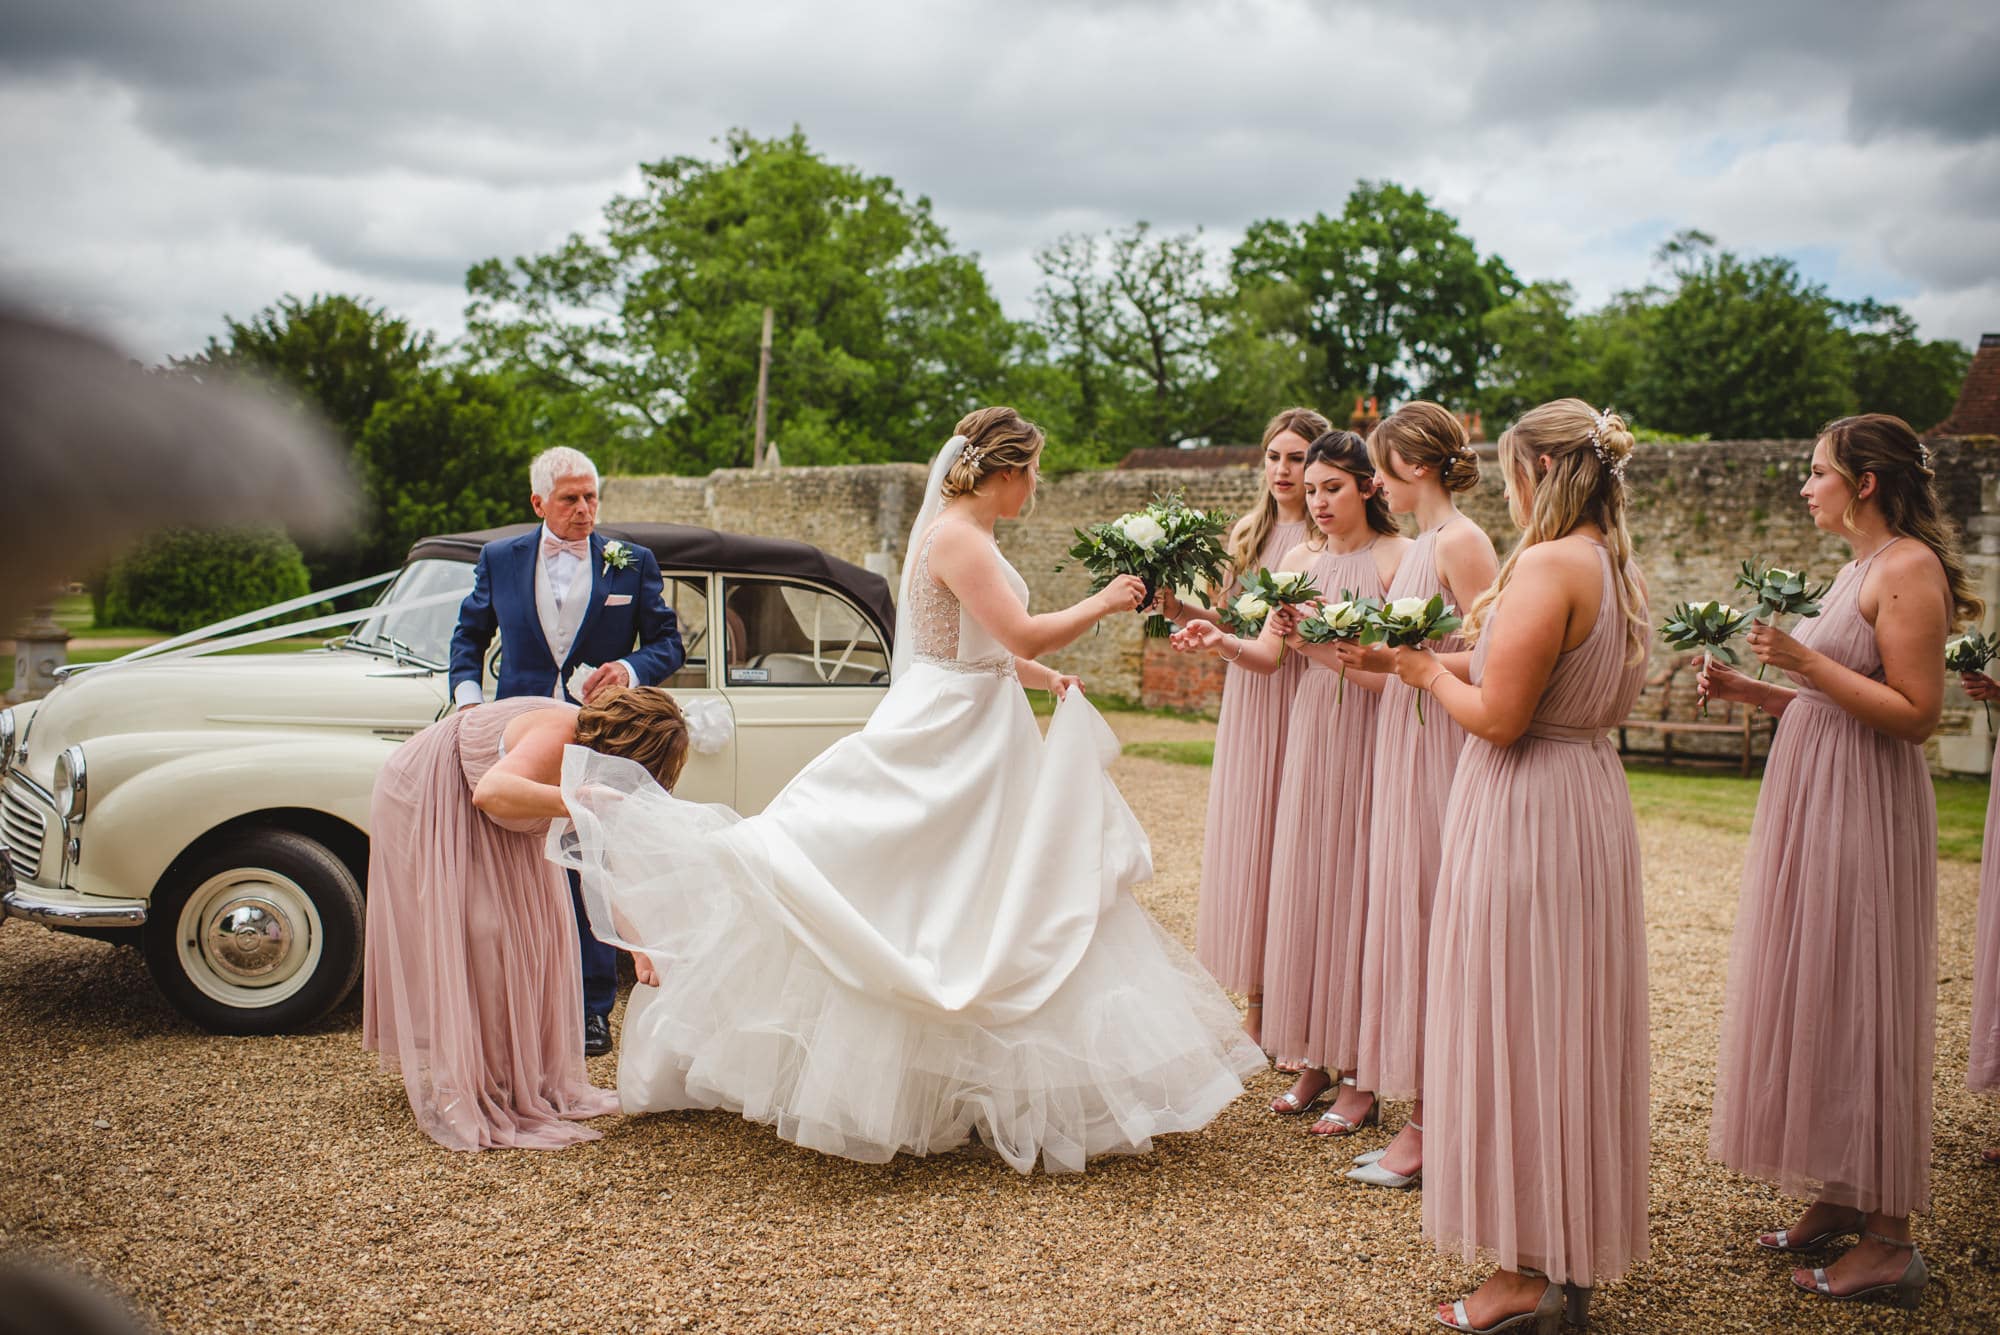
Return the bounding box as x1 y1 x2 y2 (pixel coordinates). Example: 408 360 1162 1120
449 446 684 1055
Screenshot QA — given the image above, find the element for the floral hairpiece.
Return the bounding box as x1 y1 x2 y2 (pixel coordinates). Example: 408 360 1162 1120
1916 441 1933 472
1588 408 1628 481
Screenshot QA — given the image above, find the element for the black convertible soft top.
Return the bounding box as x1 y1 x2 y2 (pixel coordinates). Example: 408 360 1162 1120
406 522 896 645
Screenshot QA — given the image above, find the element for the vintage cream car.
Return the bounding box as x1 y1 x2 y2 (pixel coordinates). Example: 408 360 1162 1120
0 522 894 1033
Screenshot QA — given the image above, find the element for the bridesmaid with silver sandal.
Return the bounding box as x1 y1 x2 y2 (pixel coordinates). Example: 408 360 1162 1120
1396 401 1651 1333
1702 415 1974 1310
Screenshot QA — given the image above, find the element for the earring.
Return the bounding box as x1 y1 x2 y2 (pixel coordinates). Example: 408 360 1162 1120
1413 467 1426 478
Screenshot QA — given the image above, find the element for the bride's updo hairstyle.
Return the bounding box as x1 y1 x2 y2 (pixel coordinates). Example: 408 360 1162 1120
940 406 1045 501
1305 429 1398 540
1370 400 1480 493
1464 398 1648 664
1819 412 1982 628
575 686 691 790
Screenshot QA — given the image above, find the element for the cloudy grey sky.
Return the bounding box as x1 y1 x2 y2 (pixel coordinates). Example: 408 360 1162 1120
2 0 1995 362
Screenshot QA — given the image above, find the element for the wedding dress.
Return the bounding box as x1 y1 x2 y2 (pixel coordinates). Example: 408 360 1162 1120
553 438 1262 1172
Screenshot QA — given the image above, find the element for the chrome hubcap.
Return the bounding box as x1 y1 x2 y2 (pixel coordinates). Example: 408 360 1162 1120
203 898 293 980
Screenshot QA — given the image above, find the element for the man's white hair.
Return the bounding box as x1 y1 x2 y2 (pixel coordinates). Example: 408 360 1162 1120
530 446 599 498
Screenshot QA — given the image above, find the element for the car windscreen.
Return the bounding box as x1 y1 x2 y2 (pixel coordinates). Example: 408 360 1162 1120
346 560 473 666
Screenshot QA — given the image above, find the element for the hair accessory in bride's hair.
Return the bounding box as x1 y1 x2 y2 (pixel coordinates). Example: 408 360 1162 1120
956 434 990 468
1916 441 1933 472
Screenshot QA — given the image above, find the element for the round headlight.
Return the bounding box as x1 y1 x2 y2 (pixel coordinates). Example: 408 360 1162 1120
53 745 86 822
0 708 14 777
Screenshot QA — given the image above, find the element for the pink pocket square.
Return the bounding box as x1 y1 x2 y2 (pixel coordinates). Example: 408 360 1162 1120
604 594 633 606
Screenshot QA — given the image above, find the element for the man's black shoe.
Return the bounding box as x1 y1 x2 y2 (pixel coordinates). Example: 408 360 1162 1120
584 1013 613 1057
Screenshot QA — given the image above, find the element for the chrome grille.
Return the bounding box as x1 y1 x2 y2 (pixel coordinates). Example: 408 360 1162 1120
2 781 45 879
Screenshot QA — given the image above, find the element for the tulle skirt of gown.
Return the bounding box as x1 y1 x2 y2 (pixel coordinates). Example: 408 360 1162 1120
362 705 619 1151
1423 735 1650 1287
555 666 1265 1174
1708 697 1937 1214
1973 732 2000 1094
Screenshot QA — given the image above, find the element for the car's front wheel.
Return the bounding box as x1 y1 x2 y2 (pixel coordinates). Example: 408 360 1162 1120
143 829 364 1034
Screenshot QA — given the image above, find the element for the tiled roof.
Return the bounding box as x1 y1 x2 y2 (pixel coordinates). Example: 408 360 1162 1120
1933 332 2000 437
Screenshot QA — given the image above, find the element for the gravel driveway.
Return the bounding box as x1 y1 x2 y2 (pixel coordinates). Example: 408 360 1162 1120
3 711 1996 1333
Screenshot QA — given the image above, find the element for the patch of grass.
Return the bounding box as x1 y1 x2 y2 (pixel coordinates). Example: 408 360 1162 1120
1624 763 1986 863
1122 740 1215 766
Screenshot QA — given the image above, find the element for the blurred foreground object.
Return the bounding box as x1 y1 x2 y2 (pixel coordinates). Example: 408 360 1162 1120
0 304 356 626
0 1256 151 1335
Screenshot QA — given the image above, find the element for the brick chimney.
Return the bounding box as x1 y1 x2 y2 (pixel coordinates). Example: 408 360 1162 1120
1933 332 2000 437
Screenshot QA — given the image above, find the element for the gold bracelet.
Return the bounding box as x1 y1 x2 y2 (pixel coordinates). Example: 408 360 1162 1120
1425 668 1451 693
1220 638 1243 663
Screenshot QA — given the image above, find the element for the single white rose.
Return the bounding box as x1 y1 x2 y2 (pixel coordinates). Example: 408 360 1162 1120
1235 594 1271 621
1388 596 1429 620
1271 570 1307 594
1710 602 1739 619
1117 513 1167 550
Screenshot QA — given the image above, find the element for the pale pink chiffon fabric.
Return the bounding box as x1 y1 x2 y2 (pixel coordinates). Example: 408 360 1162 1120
1196 519 1310 993
1708 542 1938 1215
1355 520 1471 1099
1261 542 1386 1070
1972 728 2000 1094
1423 547 1650 1287
362 696 619 1150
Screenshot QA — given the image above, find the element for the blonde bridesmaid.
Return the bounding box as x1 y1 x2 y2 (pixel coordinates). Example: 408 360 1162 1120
1340 402 1497 1188
1156 407 1327 1046
1174 432 1406 1128
1702 414 1976 1310
1389 399 1650 1332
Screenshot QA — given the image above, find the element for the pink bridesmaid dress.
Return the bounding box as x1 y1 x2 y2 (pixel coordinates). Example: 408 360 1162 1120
1261 542 1387 1070
1972 729 2000 1098
362 696 620 1150
1423 544 1651 1287
1196 519 1311 993
1354 519 1473 1099
1709 539 1938 1216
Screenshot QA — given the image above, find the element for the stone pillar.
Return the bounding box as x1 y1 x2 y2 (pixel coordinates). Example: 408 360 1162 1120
1938 471 2000 775
9 604 70 703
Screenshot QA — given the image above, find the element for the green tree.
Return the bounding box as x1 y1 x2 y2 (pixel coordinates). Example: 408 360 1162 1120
1479 281 1588 422
1634 233 1855 437
465 128 1022 473
353 368 537 567
1233 181 1518 408
1835 299 1971 431
175 294 431 447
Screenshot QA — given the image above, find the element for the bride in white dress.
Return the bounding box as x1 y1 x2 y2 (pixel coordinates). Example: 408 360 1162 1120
554 407 1264 1172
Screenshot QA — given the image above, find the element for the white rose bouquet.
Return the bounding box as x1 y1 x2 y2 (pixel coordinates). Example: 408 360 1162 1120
1362 593 1465 723
1947 630 2000 729
1217 566 1325 637
1733 557 1832 679
1295 590 1382 705
1658 598 1754 717
1061 490 1233 637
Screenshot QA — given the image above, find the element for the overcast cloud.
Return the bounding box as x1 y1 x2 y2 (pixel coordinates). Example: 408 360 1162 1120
1 0 1994 362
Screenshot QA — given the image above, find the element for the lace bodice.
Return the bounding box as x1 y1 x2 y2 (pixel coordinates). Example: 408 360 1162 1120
905 525 1027 676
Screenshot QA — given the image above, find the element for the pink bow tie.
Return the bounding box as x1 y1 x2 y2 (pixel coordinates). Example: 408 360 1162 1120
541 534 589 560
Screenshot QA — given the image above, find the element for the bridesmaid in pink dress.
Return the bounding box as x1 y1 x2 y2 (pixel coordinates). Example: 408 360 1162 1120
1962 672 2000 1162
1388 399 1650 1333
1340 402 1498 1187
363 687 689 1150
1702 414 1977 1310
1156 407 1327 1047
1175 432 1407 1129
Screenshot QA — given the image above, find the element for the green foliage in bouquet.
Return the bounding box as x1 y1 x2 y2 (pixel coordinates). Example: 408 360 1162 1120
1216 566 1323 636
1295 590 1381 705
1946 630 2000 730
1659 599 1754 717
1062 491 1234 637
1362 594 1465 723
1733 558 1833 679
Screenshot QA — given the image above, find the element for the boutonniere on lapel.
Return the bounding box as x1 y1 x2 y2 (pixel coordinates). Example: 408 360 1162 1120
600 539 635 574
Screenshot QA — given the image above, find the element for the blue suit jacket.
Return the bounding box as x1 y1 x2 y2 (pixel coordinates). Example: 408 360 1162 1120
448 530 684 703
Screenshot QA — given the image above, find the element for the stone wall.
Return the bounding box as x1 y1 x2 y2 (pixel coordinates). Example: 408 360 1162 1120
603 437 2000 773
